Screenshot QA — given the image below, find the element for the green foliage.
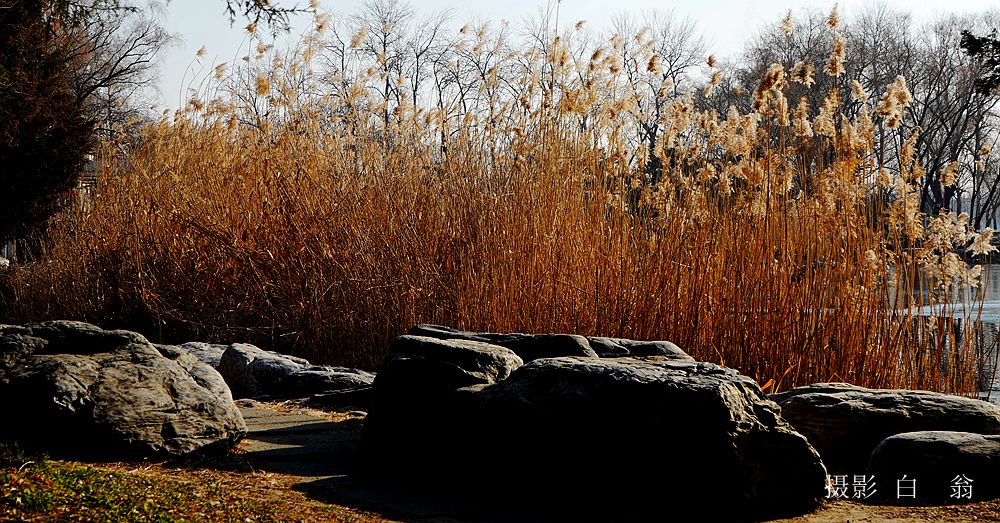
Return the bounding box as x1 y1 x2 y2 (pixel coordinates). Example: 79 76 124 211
0 0 93 244
961 29 1000 94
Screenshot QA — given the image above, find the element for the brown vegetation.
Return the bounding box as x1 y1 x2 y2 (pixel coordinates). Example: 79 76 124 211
2 5 997 394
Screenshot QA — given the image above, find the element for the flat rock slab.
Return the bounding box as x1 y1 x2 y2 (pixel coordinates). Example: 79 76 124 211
241 410 337 433
238 406 362 481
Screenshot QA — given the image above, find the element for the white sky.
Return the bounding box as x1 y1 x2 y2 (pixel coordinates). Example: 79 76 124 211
153 0 999 109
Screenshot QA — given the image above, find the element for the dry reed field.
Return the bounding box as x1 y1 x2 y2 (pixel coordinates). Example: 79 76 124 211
3 6 997 394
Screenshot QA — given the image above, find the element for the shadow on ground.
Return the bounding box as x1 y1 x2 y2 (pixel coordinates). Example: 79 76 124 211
237 403 535 522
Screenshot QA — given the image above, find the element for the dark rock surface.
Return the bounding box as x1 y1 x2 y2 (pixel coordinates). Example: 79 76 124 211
867 431 1000 503
362 335 523 460
365 330 826 520
772 382 1000 473
0 321 246 457
480 357 825 519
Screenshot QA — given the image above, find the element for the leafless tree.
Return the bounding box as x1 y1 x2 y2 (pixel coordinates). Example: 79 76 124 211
609 10 707 181
350 0 414 130
61 5 171 137
713 5 1000 225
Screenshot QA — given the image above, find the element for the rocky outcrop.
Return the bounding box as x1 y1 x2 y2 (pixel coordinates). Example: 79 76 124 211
868 431 1000 502
772 383 1000 473
365 331 825 520
162 341 376 405
0 321 246 457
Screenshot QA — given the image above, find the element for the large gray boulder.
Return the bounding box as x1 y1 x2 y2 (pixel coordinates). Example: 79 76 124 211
868 431 1000 502
481 357 825 519
215 343 375 400
0 321 246 457
772 382 1000 473
365 332 825 520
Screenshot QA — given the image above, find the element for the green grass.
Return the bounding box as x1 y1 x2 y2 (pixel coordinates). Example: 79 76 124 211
0 443 275 522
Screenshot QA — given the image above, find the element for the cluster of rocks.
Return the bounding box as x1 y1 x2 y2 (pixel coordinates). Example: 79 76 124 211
169 341 374 406
363 325 1000 518
772 382 1000 502
0 320 374 458
5 319 1000 519
364 325 826 520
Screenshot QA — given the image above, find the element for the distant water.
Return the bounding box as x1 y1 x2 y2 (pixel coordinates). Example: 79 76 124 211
901 264 1000 403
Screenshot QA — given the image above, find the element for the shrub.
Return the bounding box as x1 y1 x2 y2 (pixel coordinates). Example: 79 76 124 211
0 0 93 245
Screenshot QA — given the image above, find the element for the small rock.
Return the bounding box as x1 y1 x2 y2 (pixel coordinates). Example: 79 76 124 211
868 431 1000 502
215 343 376 400
387 335 523 385
217 343 310 399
